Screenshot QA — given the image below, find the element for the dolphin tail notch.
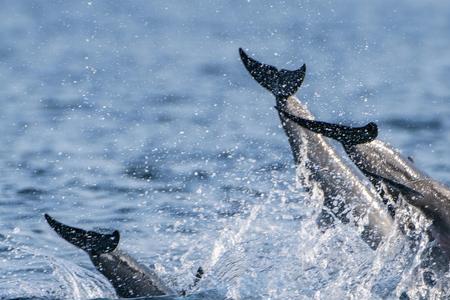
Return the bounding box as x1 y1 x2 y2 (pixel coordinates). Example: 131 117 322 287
44 214 120 255
239 48 306 99
276 107 378 145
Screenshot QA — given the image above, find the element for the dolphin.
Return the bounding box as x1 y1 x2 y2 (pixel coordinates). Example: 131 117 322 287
44 214 182 298
275 113 450 253
239 48 393 249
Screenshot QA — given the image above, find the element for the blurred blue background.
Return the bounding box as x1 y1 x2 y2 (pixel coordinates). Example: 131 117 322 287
0 1 449 299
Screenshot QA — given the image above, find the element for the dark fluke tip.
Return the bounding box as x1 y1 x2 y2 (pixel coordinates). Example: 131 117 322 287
238 47 246 58
45 213 120 255
366 122 378 138
239 48 306 98
44 213 53 224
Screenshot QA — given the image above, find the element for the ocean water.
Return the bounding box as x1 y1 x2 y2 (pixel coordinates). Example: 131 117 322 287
0 1 449 299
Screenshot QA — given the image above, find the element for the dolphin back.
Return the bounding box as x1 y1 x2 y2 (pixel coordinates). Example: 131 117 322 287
45 214 120 255
239 48 306 99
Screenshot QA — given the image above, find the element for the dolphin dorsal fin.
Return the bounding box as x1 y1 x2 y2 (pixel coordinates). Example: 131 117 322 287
45 214 120 255
276 107 378 145
239 48 306 99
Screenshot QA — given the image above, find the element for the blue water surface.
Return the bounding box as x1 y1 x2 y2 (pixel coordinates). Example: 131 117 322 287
1 1 450 299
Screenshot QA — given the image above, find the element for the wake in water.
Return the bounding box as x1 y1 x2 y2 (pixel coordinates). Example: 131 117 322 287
3 50 449 299
0 236 116 299
184 161 444 299
1 149 447 300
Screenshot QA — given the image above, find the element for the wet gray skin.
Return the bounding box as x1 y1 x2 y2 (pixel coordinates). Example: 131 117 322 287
239 48 393 249
271 92 450 297
276 112 450 287
276 111 450 253
358 148 450 288
348 141 450 250
90 249 176 298
44 214 177 298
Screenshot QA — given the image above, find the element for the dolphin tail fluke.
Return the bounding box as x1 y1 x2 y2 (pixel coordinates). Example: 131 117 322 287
276 107 378 145
239 48 306 99
44 214 120 255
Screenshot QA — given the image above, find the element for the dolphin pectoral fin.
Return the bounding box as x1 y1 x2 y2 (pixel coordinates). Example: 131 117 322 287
44 214 120 255
275 107 378 145
362 171 424 200
239 48 306 99
194 266 204 284
181 266 205 296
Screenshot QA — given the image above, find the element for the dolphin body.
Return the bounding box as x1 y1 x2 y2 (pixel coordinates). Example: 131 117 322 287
277 114 450 290
276 113 450 256
44 214 178 298
239 48 393 249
